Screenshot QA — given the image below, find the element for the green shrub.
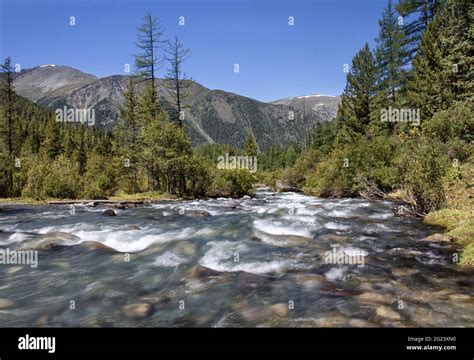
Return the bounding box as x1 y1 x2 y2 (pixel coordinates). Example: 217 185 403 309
23 155 80 199
397 137 449 214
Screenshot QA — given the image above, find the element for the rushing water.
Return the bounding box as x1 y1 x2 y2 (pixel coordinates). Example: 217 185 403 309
0 190 472 327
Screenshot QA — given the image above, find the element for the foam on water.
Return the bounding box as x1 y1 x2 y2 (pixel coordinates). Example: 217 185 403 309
324 266 347 281
199 240 298 274
253 219 313 237
324 222 349 231
154 251 188 268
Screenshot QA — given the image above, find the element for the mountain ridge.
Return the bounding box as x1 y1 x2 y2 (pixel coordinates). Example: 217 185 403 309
13 65 341 150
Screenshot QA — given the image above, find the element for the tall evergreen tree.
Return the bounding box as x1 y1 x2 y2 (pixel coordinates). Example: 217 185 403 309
0 57 17 196
243 132 258 156
164 36 191 128
439 0 474 102
114 77 141 191
396 0 441 60
375 0 410 110
134 12 165 119
337 43 379 138
406 14 451 121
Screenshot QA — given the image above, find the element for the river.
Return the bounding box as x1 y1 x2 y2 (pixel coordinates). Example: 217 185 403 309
0 189 472 327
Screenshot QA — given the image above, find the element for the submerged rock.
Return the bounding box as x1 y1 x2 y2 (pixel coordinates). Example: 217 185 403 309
122 303 153 319
128 225 141 230
77 241 116 252
375 306 401 321
0 298 15 310
270 303 290 317
20 231 80 250
188 265 221 279
392 268 420 277
187 210 211 217
102 209 117 217
422 233 454 243
355 292 394 305
294 273 325 288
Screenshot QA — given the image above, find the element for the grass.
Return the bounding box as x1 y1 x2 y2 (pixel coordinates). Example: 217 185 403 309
423 162 474 267
0 191 178 206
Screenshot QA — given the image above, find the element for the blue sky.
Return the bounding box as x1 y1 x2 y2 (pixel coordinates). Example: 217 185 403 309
0 0 388 102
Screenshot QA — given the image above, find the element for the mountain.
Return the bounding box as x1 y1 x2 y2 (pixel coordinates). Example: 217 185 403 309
270 94 341 125
13 65 340 151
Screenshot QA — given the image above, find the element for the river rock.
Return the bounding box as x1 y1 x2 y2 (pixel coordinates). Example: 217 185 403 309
240 306 274 322
356 292 394 305
77 241 116 252
270 303 289 317
423 233 454 243
237 273 270 291
311 315 348 327
20 231 81 250
102 209 117 217
187 210 211 217
375 306 401 321
294 273 325 288
0 298 15 310
35 315 50 326
122 303 153 319
348 319 376 327
6 266 23 274
448 294 471 302
275 180 298 192
188 265 221 279
392 268 420 277
129 225 141 230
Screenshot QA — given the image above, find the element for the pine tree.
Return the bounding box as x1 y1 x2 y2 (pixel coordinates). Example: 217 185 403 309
375 0 410 110
114 77 141 192
134 12 165 119
396 0 441 60
439 0 474 103
406 14 451 120
164 36 191 127
337 43 379 138
243 133 258 156
0 57 17 196
42 119 62 160
138 83 168 190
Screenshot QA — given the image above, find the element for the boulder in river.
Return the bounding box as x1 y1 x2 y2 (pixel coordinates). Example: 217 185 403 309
422 233 454 243
355 292 394 305
77 241 116 252
0 298 15 310
187 210 211 217
122 303 153 319
102 209 117 217
20 231 81 250
270 303 289 317
188 265 221 279
375 306 401 321
275 180 298 192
